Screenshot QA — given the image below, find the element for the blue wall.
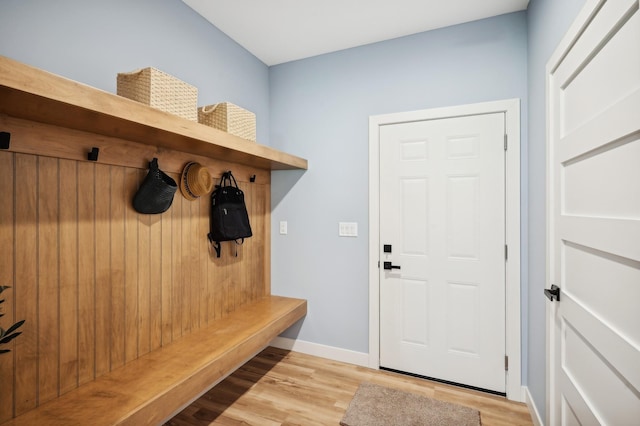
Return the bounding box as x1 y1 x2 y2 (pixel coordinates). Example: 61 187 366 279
269 12 528 356
526 0 586 417
0 0 271 143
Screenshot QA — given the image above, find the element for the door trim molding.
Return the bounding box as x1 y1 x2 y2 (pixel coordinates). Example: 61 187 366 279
368 99 522 401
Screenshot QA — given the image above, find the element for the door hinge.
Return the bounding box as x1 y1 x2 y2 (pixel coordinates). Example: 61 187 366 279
378 260 380 268
504 134 508 151
505 245 508 261
505 355 509 371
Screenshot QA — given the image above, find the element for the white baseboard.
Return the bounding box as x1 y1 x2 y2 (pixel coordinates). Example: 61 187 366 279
524 386 543 426
269 337 370 367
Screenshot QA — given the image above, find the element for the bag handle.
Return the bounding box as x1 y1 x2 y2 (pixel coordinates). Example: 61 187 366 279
200 104 220 114
118 69 145 79
217 171 240 189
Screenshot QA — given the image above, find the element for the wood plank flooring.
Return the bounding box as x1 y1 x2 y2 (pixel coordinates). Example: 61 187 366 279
166 347 533 426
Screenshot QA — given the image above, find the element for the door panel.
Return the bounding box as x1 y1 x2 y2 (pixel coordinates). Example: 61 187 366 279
563 140 640 219
548 0 640 423
379 113 506 393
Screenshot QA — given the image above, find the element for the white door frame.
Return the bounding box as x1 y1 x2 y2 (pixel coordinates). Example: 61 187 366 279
368 99 522 401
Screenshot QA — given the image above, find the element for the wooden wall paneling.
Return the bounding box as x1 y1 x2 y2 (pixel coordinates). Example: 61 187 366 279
180 197 192 335
160 202 173 346
149 214 162 352
191 197 202 328
197 196 209 327
245 183 252 302
77 161 96 386
258 183 267 299
0 152 15 422
239 181 250 306
216 233 228 318
14 154 38 416
254 183 267 300
214 243 225 322
208 218 223 322
251 184 260 301
247 181 255 303
190 197 199 328
171 182 183 341
124 168 139 363
110 166 125 370
223 233 234 316
94 163 112 377
37 156 60 405
59 159 79 395
137 175 151 357
264 182 271 296
189 197 200 330
196 197 206 327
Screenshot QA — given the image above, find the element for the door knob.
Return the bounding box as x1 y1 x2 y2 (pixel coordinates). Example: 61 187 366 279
544 284 561 302
383 261 401 270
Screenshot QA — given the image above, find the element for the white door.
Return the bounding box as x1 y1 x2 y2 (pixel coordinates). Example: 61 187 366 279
379 113 506 393
547 0 640 424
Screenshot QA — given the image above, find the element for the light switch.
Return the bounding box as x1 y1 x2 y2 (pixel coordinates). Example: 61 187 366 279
339 222 358 237
279 221 288 235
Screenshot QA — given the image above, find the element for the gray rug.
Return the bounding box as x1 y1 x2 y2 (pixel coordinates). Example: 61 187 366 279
340 382 481 426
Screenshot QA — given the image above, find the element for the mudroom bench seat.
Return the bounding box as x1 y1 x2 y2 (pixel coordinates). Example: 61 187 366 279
2 296 307 426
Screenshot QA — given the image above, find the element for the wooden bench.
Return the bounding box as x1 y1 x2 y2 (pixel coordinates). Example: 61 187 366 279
2 296 307 426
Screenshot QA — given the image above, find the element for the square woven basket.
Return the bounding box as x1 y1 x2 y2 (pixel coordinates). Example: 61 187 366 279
117 67 198 121
198 102 256 141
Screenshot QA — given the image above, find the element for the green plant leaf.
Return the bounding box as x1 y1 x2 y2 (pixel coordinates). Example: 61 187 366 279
6 320 25 335
0 331 22 345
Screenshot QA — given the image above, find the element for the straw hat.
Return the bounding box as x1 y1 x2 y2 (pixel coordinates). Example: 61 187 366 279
180 162 213 200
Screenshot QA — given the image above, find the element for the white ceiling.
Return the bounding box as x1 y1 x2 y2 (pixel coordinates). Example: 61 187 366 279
182 0 529 66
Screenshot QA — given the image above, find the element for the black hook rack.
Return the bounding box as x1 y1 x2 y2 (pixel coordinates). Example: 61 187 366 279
250 174 256 183
0 132 10 149
88 147 100 161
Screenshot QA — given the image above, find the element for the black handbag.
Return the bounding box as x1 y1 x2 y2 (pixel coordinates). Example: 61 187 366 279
207 171 252 257
133 158 177 214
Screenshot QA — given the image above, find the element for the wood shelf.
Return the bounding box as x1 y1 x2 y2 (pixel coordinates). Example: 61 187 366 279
0 55 307 170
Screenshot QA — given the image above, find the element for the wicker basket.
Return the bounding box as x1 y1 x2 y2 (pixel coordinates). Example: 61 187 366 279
117 67 198 121
198 102 256 141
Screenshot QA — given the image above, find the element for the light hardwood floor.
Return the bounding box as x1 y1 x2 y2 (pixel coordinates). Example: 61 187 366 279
166 347 533 426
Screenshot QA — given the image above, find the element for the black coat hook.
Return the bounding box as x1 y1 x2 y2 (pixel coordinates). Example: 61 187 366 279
250 174 256 182
0 132 10 149
88 147 99 161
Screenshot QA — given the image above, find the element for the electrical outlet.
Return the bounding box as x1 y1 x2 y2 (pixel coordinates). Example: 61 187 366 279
279 221 288 235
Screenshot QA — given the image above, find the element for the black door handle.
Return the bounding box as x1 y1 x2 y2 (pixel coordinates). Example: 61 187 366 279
544 284 560 302
383 261 401 270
